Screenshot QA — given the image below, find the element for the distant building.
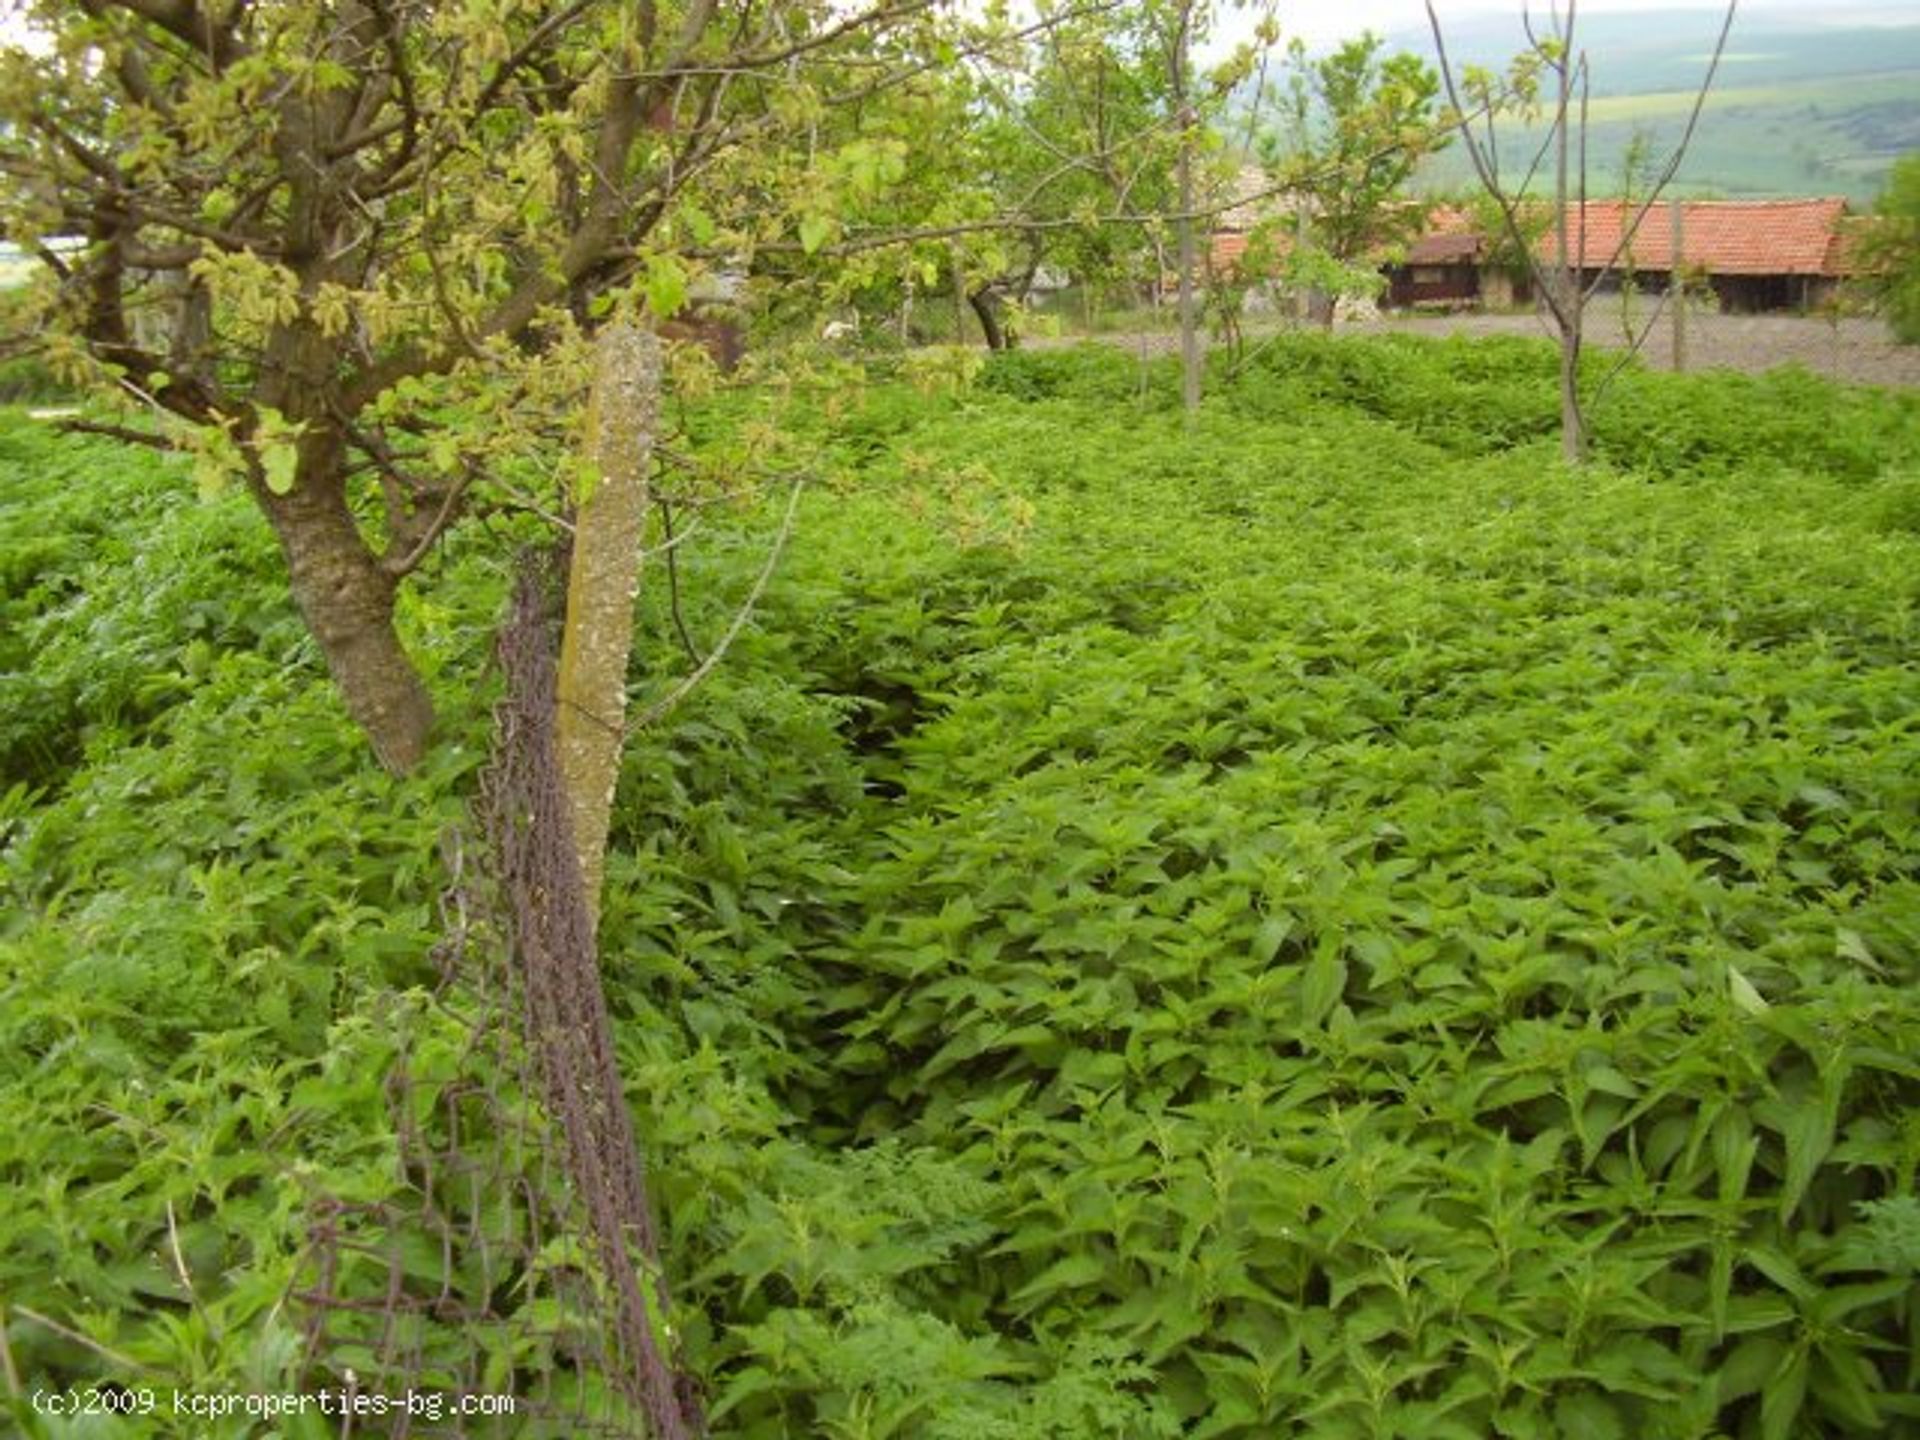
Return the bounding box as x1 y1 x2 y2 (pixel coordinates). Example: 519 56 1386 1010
1379 207 1517 309
1379 197 1856 314
1205 188 1860 318
1538 197 1855 312
1201 165 1304 291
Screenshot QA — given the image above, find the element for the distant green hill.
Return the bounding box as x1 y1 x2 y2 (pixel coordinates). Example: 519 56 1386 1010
1388 10 1920 204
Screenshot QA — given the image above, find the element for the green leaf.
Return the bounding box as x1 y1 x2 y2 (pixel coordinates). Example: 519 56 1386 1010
261 439 298 495
681 203 717 246
1810 1345 1883 1430
1728 965 1769 1015
1760 1347 1808 1440
1551 1390 1626 1440
1712 1106 1756 1204
1252 913 1291 964
1717 1336 1788 1405
799 214 834 255
1746 1246 1818 1304
646 255 689 320
1777 1089 1836 1223
1011 1252 1108 1308
1300 943 1345 1026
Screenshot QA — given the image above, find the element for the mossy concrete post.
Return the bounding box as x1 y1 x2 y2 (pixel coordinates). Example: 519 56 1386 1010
557 321 662 930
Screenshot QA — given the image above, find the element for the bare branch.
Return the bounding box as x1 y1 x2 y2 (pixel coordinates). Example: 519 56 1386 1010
700 0 936 76
329 0 420 179
1425 1 1568 329
627 475 805 734
1580 1 1737 301
657 497 704 666
384 467 474 577
467 0 599 119
55 418 180 449
1587 281 1674 407
90 0 248 68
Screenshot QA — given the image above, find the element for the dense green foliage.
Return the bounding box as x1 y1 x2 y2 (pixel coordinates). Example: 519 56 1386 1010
5 336 1920 1437
1859 152 1920 345
1262 34 1445 272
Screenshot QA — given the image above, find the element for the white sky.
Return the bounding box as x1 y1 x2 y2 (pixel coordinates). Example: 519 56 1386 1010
1272 0 1912 50
3 1 1909 63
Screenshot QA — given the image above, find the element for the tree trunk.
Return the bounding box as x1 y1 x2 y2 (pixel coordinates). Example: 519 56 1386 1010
260 454 435 775
950 244 968 341
1559 317 1585 463
969 286 1011 351
1552 10 1586 464
556 323 662 928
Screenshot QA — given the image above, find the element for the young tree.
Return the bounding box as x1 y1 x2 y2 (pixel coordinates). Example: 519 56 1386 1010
1613 125 1657 343
1425 0 1737 461
1166 0 1202 411
965 10 1180 350
1261 32 1447 324
0 0 962 774
1148 0 1284 410
1856 150 1920 344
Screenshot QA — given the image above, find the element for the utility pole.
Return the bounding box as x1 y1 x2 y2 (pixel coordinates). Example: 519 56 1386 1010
1670 197 1687 372
1553 2 1585 463
1172 0 1202 416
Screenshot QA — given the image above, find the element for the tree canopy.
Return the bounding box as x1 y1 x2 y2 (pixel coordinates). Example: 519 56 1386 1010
0 0 1304 769
1858 151 1920 344
1265 33 1445 268
0 0 973 769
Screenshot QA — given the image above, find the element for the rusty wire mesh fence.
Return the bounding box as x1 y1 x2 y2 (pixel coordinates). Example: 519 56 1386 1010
294 551 701 1438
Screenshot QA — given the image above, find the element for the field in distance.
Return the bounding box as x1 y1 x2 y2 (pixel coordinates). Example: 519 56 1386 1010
1393 6 1920 203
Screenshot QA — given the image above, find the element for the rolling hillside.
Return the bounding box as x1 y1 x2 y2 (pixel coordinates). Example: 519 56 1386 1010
1387 8 1920 203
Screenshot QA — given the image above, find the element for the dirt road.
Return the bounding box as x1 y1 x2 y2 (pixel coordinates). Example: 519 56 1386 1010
1354 310 1920 389
1052 310 1920 388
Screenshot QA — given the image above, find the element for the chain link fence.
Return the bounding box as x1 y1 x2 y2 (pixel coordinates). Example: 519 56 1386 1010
295 551 701 1438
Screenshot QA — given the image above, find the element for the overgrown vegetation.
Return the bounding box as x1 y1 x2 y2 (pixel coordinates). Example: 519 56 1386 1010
5 336 1919 1437
1858 150 1920 345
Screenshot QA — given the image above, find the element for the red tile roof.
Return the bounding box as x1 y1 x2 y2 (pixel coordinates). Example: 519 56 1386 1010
1207 229 1295 277
1210 231 1250 273
1538 198 1852 277
1206 197 1857 285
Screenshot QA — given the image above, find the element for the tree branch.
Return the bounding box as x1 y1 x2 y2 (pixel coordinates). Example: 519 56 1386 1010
92 0 248 68
1425 1 1569 331
55 418 180 450
1579 0 1737 301
627 474 805 735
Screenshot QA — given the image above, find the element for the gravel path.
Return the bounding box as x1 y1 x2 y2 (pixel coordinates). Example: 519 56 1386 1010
1356 310 1920 389
1048 311 1920 388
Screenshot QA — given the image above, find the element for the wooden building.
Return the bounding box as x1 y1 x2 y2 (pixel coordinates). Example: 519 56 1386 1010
1383 226 1486 309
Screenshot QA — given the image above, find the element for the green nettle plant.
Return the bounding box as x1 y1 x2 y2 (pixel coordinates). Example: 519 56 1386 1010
13 335 1917 1436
